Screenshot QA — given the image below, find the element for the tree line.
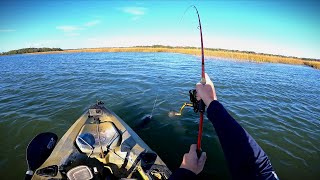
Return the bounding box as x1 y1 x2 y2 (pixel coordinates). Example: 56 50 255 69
1 48 63 55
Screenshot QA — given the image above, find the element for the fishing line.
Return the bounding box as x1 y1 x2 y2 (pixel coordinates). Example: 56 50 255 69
178 5 195 24
150 93 158 118
150 53 157 119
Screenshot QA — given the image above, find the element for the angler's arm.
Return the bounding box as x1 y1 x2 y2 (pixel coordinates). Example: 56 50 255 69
207 100 278 180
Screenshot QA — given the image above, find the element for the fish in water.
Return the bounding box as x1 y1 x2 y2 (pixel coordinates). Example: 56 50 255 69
135 93 158 130
134 115 152 130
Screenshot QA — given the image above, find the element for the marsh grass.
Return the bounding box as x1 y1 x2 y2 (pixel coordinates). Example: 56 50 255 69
31 46 319 69
303 61 320 69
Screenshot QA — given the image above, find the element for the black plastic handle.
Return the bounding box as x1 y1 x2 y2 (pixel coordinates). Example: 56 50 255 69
24 174 32 180
196 148 202 158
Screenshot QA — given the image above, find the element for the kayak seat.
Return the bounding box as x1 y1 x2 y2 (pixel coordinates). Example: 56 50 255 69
76 122 121 155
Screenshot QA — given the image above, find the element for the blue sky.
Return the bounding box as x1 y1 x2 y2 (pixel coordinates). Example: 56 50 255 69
0 0 319 59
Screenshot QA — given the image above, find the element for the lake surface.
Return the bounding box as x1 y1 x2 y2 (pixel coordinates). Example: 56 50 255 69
0 52 319 179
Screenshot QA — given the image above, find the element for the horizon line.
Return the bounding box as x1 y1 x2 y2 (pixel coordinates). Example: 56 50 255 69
2 45 319 61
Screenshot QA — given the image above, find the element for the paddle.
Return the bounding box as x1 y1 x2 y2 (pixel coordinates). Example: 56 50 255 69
25 132 58 180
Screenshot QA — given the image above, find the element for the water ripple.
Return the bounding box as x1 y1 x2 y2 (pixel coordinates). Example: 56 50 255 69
0 52 319 179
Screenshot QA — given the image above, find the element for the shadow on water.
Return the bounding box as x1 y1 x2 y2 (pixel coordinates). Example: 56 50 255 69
133 115 153 131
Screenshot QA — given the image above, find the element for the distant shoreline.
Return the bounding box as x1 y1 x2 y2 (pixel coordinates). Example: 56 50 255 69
2 46 320 69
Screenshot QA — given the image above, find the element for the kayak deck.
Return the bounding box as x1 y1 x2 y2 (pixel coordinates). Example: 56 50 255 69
32 102 171 179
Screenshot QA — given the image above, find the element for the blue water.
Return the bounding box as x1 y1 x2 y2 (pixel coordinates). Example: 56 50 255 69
0 52 319 179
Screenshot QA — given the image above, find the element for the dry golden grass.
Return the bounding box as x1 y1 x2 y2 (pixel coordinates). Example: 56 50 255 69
32 47 320 69
303 61 320 69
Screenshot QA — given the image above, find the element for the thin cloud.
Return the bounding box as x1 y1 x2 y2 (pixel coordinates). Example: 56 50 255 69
84 20 101 27
65 33 80 37
121 7 147 15
25 39 61 48
56 20 100 36
0 29 16 32
56 26 83 32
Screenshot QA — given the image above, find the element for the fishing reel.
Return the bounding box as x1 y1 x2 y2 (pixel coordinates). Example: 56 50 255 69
189 89 205 113
168 89 205 117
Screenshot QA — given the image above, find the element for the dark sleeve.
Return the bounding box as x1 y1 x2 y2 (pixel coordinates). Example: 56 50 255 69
207 101 279 180
168 168 197 180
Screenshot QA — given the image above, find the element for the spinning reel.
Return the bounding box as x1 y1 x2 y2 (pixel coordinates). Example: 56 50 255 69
168 89 205 117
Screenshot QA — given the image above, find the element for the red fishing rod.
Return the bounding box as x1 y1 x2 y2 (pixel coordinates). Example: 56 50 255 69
193 6 206 156
169 6 206 157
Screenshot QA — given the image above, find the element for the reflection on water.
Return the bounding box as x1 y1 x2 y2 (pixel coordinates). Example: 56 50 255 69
0 52 319 179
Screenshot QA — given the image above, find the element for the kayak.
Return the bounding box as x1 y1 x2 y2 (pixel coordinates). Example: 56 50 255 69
31 101 171 180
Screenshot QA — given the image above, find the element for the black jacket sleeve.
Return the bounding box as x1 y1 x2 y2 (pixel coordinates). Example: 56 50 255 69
207 100 279 180
168 168 197 180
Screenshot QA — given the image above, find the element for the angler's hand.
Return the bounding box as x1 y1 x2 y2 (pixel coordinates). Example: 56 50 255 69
196 73 217 106
180 144 207 174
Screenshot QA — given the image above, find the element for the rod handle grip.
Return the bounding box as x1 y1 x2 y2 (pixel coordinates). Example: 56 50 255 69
196 148 202 158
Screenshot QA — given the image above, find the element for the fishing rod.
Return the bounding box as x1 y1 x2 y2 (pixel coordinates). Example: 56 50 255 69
194 6 206 156
169 6 206 157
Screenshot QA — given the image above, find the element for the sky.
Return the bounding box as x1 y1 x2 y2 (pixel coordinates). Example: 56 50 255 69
0 0 319 59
